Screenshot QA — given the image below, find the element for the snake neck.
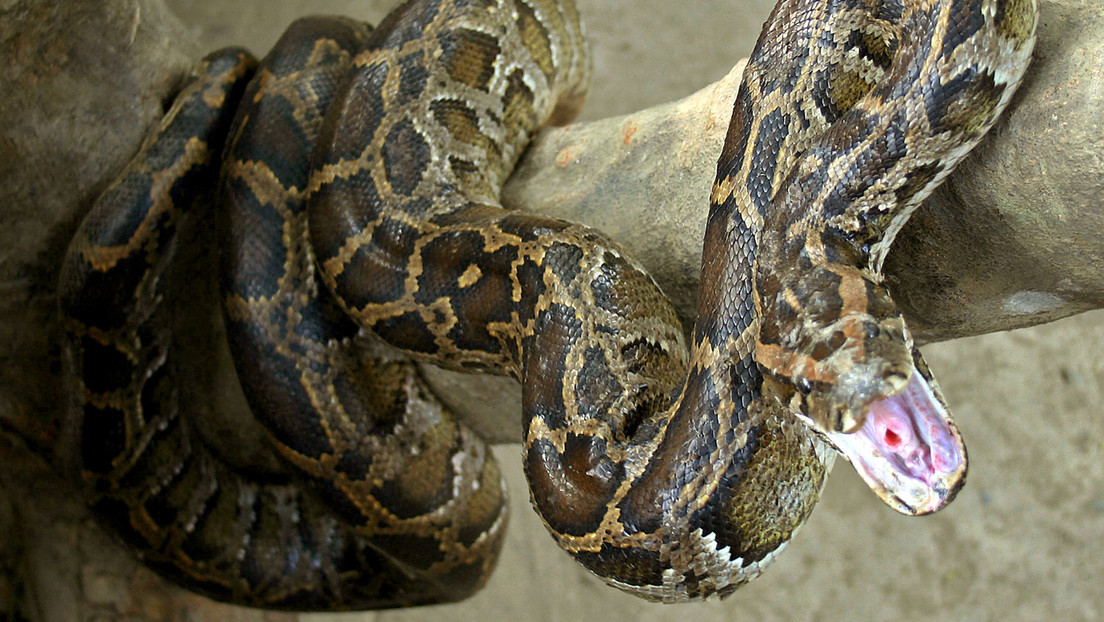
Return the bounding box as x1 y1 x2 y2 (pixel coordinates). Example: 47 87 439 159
752 0 1036 432
735 0 1035 513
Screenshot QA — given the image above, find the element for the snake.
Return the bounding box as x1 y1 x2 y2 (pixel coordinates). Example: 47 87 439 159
56 0 1037 610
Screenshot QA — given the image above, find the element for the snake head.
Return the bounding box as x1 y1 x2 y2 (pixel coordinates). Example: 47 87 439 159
754 264 967 515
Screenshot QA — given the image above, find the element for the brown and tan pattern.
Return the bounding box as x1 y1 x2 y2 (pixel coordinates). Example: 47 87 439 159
735 0 1037 511
55 0 1037 611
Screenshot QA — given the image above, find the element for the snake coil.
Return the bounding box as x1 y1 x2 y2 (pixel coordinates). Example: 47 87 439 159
58 0 1036 609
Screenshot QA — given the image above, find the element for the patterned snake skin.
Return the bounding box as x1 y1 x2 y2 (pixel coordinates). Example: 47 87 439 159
56 0 1037 610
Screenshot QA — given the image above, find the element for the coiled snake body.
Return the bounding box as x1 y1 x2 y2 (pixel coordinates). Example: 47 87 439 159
57 0 1036 610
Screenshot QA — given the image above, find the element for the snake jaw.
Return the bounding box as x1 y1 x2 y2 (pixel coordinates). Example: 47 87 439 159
825 369 967 515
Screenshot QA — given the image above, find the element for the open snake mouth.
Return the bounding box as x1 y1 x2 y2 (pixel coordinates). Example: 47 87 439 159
826 371 967 515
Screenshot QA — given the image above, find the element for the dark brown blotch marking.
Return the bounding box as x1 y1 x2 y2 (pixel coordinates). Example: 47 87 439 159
228 327 336 459
307 168 382 264
524 435 620 537
863 277 899 319
397 50 429 100
509 257 544 332
522 302 580 424
927 68 1004 139
77 337 133 394
374 449 457 520
575 346 623 419
79 404 129 475
382 118 431 196
414 230 487 304
590 253 637 317
747 107 788 215
323 60 388 163
941 0 986 59
449 273 514 356
431 98 495 152
371 532 449 570
717 85 753 180
545 241 584 286
220 178 293 300
330 215 416 310
573 546 664 589
437 27 501 91
515 0 555 81
372 310 440 355
502 68 539 133
333 449 373 482
496 211 570 242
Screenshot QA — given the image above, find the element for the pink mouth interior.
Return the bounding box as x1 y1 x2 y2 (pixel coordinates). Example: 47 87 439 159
828 371 966 514
863 378 962 483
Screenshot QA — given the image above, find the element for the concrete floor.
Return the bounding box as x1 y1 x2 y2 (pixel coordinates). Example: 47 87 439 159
162 1 1104 620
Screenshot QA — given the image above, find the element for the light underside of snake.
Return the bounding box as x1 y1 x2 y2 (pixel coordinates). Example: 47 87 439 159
56 0 1036 610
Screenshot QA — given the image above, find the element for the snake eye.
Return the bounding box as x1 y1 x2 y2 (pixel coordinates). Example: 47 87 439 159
795 376 812 393
864 321 881 339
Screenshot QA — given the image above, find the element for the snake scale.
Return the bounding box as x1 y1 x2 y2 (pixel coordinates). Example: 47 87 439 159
56 0 1036 610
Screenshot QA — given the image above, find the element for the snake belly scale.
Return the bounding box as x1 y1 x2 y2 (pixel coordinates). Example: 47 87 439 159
56 0 1037 610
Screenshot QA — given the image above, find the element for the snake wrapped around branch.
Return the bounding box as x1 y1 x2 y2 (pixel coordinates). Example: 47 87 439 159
56 0 1036 610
